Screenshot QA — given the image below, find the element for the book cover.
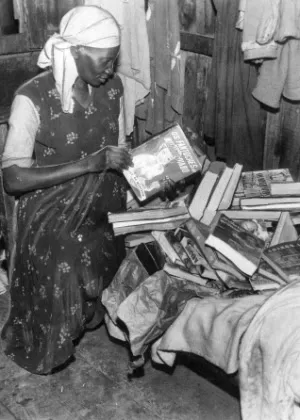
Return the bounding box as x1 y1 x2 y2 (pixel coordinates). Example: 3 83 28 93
234 168 293 199
235 219 273 247
205 214 265 276
184 218 236 288
123 123 204 202
262 241 300 283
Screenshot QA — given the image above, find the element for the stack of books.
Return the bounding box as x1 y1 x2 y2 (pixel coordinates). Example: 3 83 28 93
109 124 300 293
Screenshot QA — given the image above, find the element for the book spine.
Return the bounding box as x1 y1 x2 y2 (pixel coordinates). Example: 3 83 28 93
201 167 233 225
220 210 281 221
188 171 219 220
218 163 243 210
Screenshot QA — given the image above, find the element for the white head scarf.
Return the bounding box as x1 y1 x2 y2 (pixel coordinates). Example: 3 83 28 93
37 6 120 113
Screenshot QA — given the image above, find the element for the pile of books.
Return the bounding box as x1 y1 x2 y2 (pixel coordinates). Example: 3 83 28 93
109 124 300 293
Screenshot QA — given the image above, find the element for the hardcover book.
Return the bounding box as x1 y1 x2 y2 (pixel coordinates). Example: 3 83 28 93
123 123 204 202
108 202 188 224
201 166 233 225
240 196 300 211
112 213 189 236
262 241 300 283
163 263 209 287
218 163 243 210
205 214 265 276
184 218 245 286
125 232 155 248
270 181 300 197
234 168 293 199
188 161 226 220
220 210 281 222
249 272 282 291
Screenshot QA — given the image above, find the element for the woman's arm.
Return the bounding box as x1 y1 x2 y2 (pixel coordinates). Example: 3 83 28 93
3 146 132 196
2 95 132 196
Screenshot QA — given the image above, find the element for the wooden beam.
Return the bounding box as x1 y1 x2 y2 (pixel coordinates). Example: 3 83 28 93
0 52 40 118
0 107 10 124
180 31 214 57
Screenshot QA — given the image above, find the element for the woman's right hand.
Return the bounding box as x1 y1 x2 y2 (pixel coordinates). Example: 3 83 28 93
87 146 133 173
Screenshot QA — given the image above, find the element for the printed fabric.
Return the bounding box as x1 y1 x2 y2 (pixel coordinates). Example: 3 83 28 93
1 70 127 374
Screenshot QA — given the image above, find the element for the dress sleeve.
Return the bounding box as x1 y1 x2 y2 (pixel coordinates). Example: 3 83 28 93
118 95 126 146
2 95 40 169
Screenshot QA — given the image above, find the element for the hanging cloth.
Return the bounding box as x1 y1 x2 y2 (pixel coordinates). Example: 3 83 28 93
204 0 266 170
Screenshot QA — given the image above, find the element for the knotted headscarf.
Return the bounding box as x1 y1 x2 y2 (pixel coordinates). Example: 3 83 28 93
37 6 120 113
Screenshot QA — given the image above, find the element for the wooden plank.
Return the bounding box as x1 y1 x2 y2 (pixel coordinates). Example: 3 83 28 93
182 51 212 148
0 34 31 55
180 31 214 56
0 52 40 113
0 108 10 125
263 110 282 170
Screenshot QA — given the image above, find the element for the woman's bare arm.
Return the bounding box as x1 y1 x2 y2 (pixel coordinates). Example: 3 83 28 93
3 146 132 196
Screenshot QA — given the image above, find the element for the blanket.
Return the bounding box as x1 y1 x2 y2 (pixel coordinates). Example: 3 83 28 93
239 280 300 420
103 252 300 419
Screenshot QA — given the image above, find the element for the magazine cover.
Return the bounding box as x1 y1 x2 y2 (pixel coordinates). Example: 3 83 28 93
264 241 300 282
123 124 204 201
206 214 265 271
234 168 293 199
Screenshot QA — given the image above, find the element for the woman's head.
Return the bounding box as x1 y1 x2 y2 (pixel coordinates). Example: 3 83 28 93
37 6 121 111
70 45 120 87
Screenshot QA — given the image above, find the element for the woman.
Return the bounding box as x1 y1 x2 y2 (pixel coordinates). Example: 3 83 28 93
1 5 132 374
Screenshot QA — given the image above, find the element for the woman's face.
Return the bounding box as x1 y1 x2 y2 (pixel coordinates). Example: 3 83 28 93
71 45 120 87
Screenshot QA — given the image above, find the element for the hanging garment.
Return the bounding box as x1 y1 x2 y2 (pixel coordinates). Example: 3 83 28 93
204 0 266 170
241 0 300 108
85 0 151 135
239 0 279 61
135 0 184 139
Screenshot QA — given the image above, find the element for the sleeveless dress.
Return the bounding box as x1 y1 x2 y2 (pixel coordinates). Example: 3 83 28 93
1 70 127 374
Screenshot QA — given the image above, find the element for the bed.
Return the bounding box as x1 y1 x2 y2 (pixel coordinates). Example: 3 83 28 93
102 250 300 420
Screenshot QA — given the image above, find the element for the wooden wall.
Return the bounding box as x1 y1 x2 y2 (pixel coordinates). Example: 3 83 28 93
0 0 289 173
179 0 215 155
0 0 82 123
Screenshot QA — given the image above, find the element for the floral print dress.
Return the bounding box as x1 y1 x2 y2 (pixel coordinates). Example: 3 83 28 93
1 70 127 374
